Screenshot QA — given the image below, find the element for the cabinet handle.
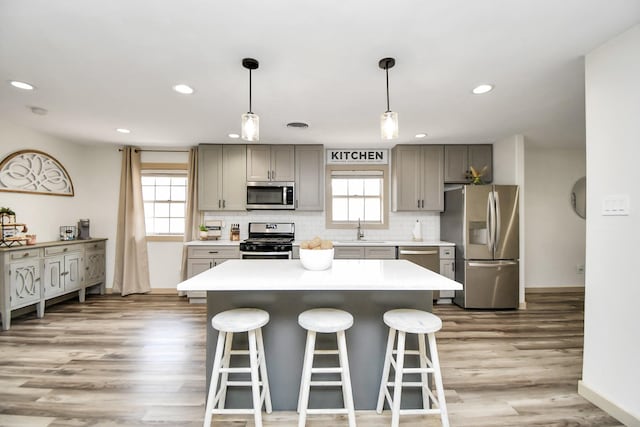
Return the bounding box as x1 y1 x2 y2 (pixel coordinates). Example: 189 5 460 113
223 200 226 208
421 200 425 209
63 248 68 252
35 277 40 282
208 251 219 254
272 170 275 180
23 252 29 257
267 170 270 180
218 200 221 208
417 200 420 208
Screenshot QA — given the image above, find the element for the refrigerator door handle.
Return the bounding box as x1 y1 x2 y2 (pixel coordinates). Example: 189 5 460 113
486 191 494 252
468 260 518 267
493 190 501 251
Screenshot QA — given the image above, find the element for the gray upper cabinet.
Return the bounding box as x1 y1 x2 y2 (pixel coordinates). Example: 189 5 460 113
444 144 492 184
392 145 444 211
198 144 247 211
247 145 295 182
294 145 324 211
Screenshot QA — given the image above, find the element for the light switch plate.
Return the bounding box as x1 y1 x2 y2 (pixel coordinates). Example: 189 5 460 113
602 195 630 216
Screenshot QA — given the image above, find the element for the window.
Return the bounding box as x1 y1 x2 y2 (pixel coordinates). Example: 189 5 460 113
326 167 388 228
142 170 187 235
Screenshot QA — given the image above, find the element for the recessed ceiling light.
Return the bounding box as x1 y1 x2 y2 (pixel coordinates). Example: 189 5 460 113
286 122 309 129
9 80 35 90
30 106 48 115
173 84 194 95
415 133 427 138
116 128 131 134
472 84 494 95
228 133 240 139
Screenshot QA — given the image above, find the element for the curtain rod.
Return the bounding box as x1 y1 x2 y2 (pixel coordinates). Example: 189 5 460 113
118 148 189 153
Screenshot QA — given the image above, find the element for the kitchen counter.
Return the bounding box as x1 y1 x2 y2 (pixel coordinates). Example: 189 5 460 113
184 240 240 246
177 259 460 411
184 239 454 247
178 259 461 291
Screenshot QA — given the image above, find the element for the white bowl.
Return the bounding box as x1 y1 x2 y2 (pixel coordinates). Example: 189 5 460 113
299 248 334 271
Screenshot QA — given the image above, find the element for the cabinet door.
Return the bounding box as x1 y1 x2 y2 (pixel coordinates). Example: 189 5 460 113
44 256 64 297
392 145 422 211
334 247 365 259
364 247 396 259
295 145 324 211
444 145 469 183
187 258 213 278
64 253 83 291
246 145 271 181
198 145 223 210
221 145 247 210
85 250 106 286
468 144 493 183
271 145 295 181
9 259 41 308
421 145 444 211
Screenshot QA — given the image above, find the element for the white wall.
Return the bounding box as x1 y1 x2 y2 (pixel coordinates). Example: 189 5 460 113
580 25 640 425
0 120 121 290
525 147 586 287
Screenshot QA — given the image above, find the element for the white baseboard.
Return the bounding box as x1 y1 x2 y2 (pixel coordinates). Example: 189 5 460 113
578 380 640 426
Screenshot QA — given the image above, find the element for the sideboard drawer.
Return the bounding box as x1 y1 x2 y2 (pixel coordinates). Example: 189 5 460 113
45 244 83 256
85 241 106 251
9 248 41 260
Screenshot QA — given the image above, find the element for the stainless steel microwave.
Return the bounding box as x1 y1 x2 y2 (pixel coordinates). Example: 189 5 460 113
246 181 295 210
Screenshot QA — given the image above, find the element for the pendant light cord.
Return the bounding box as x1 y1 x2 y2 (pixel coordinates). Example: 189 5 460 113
248 68 253 114
385 66 390 113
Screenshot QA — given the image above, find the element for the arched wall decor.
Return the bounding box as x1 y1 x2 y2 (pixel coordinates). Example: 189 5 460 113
0 150 75 196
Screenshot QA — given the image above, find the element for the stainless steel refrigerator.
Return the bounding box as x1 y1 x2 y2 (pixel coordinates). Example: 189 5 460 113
441 185 519 309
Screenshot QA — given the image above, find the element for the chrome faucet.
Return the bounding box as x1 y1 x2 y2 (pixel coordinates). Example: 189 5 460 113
356 218 365 240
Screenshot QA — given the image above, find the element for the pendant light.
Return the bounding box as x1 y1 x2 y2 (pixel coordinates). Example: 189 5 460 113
241 58 259 141
379 57 398 140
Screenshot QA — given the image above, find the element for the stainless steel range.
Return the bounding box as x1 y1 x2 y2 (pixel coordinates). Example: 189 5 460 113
239 222 295 259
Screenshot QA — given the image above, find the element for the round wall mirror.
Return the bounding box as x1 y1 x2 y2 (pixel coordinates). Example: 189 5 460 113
571 176 586 219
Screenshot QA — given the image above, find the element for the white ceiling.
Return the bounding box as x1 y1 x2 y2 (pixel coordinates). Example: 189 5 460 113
1 1 639 149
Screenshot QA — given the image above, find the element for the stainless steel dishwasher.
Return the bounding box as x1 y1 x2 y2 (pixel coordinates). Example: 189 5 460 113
398 246 440 299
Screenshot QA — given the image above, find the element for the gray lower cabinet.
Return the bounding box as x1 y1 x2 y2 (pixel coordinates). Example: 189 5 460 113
392 145 444 211
334 246 396 260
0 239 107 331
186 245 239 302
198 144 247 211
444 144 493 184
294 145 324 211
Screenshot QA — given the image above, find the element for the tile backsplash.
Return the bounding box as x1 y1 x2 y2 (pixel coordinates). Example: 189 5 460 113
202 211 440 242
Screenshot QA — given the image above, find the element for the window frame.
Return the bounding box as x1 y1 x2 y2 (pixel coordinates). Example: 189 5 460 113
141 162 189 242
325 164 389 229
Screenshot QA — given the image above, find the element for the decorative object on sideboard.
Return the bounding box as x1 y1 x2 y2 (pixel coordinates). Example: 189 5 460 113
0 208 30 247
77 218 91 240
0 150 74 196
59 225 77 241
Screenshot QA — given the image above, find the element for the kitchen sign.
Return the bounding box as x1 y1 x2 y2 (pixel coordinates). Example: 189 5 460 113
326 149 388 165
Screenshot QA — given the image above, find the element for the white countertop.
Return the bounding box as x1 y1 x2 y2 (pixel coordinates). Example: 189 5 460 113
185 240 453 247
177 259 462 292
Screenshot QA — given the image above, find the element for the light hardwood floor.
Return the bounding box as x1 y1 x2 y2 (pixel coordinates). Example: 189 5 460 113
0 292 622 427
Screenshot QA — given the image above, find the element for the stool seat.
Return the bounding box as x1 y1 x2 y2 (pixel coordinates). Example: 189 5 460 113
212 308 269 333
383 309 442 334
298 308 353 333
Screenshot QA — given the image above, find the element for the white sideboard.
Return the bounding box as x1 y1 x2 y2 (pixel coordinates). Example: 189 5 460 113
0 239 107 331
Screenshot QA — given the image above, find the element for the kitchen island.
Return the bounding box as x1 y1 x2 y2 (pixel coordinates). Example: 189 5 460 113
177 259 461 410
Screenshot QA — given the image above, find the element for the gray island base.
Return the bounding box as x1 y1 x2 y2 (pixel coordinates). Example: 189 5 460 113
207 289 434 411
176 259 462 411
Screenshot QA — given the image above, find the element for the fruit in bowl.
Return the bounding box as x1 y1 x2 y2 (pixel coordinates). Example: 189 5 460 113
299 237 334 271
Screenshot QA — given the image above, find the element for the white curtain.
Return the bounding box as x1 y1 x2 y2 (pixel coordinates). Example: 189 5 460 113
112 147 151 295
181 147 200 282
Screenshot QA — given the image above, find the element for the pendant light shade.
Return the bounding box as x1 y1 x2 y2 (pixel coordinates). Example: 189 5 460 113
379 57 398 140
241 58 259 142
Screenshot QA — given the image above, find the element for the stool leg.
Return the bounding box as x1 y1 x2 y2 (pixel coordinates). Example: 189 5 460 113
418 332 429 411
248 329 263 427
297 329 312 413
218 331 234 409
298 330 316 427
336 330 356 427
391 331 406 427
256 327 272 413
376 327 396 414
203 331 226 427
428 332 449 427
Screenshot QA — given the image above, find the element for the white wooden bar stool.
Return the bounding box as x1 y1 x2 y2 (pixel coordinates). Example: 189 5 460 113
203 308 272 427
297 308 356 427
376 309 449 427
